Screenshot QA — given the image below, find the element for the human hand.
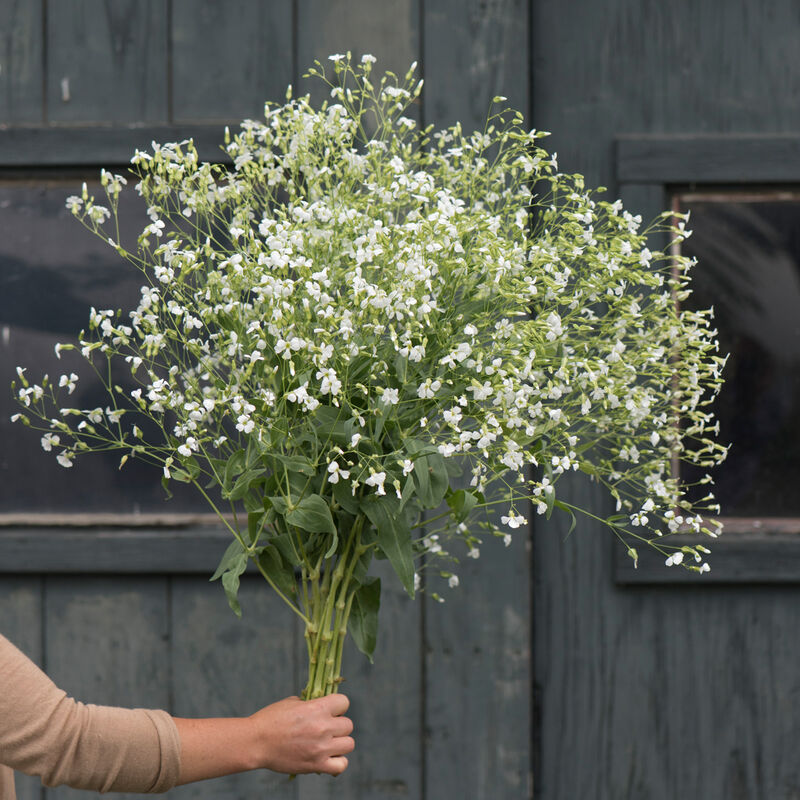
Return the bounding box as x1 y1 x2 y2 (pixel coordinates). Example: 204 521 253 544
248 694 354 776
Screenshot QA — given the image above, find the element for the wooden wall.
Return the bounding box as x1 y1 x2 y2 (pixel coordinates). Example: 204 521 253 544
532 2 800 798
3 1 800 799
0 2 531 800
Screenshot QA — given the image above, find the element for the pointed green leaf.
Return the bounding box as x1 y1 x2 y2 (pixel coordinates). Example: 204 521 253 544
225 467 266 500
257 545 298 598
286 494 336 535
362 497 415 596
446 488 478 522
349 576 381 662
210 539 246 581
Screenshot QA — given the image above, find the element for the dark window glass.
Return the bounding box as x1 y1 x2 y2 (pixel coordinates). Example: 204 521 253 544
677 193 800 517
0 176 197 514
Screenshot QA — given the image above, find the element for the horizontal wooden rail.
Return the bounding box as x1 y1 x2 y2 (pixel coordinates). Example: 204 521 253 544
0 525 234 574
0 124 232 167
615 522 800 584
616 134 800 184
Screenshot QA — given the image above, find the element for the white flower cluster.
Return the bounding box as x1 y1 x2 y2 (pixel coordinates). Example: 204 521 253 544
13 54 726 582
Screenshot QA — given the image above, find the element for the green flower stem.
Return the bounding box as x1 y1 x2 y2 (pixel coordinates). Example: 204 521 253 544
302 516 365 699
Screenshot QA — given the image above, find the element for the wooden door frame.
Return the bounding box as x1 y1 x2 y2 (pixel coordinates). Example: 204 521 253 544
614 133 800 585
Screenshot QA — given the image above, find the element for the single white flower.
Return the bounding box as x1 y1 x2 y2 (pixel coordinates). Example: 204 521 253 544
59 373 79 394
365 471 387 495
41 433 60 452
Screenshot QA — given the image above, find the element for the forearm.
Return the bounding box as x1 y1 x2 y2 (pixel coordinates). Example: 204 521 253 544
173 716 257 784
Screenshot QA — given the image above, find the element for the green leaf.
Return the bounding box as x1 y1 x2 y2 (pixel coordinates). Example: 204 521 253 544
553 499 576 537
271 532 301 567
223 449 246 490
210 539 246 581
286 494 336 535
332 479 360 514
405 439 449 508
267 452 316 476
222 568 245 618
212 540 248 618
394 353 408 383
362 497 415 597
545 486 557 519
349 576 381 662
225 467 265 501
446 488 478 522
257 545 298 598
398 474 415 512
267 495 290 515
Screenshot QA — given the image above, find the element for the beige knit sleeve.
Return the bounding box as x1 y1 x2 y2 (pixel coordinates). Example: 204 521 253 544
0 633 181 794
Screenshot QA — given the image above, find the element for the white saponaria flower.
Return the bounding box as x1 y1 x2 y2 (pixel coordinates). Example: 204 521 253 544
327 461 350 484
448 574 460 589
236 415 255 434
56 452 74 468
467 547 480 559
381 387 400 405
545 312 563 341
501 513 527 529
317 368 342 396
59 373 79 394
665 551 684 567
365 471 387 495
400 459 414 476
41 433 60 452
177 437 198 457
417 379 441 399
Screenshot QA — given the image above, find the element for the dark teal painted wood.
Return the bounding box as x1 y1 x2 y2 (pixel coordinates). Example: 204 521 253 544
44 576 171 800
0 0 43 123
420 7 532 796
425 534 533 799
168 575 298 800
617 134 800 184
0 527 236 573
296 0 420 99
423 0 529 132
533 1 800 797
0 125 231 166
171 0 293 123
0 578 42 800
46 0 168 123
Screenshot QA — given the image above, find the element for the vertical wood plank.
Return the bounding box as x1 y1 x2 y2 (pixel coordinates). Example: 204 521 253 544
168 574 298 800
296 0 420 97
297 561 423 800
424 533 532 799
0 577 43 800
0 0 43 122
423 0 529 131
43 576 170 800
46 0 167 123
171 0 293 123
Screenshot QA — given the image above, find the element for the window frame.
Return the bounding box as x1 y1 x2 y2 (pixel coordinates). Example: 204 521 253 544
0 124 233 575
615 133 800 584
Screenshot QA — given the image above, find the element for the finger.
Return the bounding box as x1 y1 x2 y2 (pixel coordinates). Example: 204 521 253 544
328 715 354 737
322 755 349 776
316 693 350 716
330 735 355 756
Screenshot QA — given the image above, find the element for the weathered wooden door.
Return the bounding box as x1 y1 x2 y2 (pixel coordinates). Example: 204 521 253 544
0 3 530 799
531 2 800 798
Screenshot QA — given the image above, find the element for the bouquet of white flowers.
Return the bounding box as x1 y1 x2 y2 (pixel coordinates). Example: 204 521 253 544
12 53 726 699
